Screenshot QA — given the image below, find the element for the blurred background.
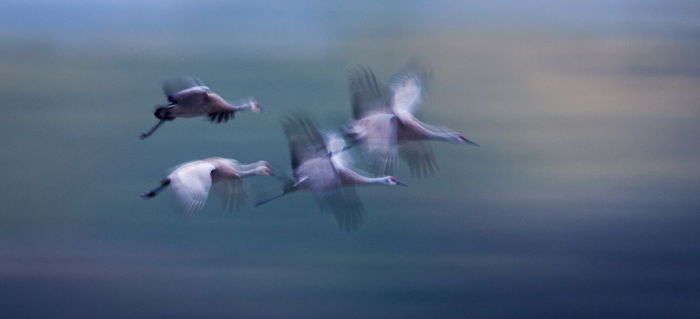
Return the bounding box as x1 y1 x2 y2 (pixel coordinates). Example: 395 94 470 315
1 0 699 318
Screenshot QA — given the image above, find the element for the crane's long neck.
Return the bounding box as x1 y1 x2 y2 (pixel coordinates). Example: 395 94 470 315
238 162 260 171
340 168 387 185
362 176 389 185
237 161 267 177
429 130 454 141
416 123 455 141
419 124 478 146
419 125 470 144
231 99 260 112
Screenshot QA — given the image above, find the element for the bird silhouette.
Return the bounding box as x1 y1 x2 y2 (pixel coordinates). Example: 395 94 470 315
140 76 262 139
346 65 478 177
256 114 406 231
141 157 272 217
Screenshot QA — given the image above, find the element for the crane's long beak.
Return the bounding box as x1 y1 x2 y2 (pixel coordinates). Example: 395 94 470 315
396 180 408 187
460 135 479 147
140 119 166 139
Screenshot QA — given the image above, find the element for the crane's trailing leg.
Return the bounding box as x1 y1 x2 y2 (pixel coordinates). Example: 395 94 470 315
141 179 171 199
140 119 167 139
255 179 298 207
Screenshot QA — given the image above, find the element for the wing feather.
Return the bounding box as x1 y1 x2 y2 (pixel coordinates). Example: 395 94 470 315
162 76 210 104
212 179 247 211
314 187 365 232
283 114 327 170
348 67 390 119
352 113 399 175
400 141 438 178
389 66 427 117
326 132 354 170
168 161 216 216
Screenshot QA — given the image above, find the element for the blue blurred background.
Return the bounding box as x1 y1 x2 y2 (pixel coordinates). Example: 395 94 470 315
1 0 699 318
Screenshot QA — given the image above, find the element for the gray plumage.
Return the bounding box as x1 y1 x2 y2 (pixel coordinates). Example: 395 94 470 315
141 157 273 217
347 65 478 176
140 76 262 139
256 114 406 231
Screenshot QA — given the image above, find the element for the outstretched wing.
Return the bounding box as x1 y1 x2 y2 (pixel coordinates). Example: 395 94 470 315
389 65 427 117
348 67 390 120
314 187 366 232
212 179 247 211
325 132 354 170
162 76 210 104
168 161 216 217
283 114 327 170
400 141 438 178
351 113 399 175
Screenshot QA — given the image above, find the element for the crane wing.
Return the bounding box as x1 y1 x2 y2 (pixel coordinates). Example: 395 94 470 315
355 113 399 175
325 132 354 171
400 141 438 178
283 114 327 170
314 187 366 232
389 66 426 117
168 161 216 217
162 76 210 104
212 179 247 211
348 67 391 120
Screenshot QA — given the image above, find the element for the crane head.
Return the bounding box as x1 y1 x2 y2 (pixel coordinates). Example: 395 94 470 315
257 161 273 176
446 131 479 147
384 176 408 187
248 98 262 113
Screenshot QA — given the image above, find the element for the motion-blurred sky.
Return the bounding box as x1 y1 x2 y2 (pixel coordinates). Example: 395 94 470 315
1 1 699 318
